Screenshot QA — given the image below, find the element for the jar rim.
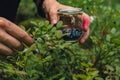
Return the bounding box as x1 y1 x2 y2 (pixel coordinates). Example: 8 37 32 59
58 8 83 15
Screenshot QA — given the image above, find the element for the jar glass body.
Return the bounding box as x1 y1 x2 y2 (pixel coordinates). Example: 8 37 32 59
58 8 83 41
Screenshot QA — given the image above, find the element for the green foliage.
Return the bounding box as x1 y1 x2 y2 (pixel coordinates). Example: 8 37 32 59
0 0 120 80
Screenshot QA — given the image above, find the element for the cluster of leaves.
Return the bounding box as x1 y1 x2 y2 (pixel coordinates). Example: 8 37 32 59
0 0 120 80
0 18 120 80
0 20 99 80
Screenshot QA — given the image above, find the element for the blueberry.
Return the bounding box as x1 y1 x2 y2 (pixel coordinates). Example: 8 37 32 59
75 30 80 37
62 29 67 34
72 29 76 37
62 28 83 41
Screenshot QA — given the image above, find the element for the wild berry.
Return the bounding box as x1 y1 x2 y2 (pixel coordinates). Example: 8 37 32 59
62 28 83 41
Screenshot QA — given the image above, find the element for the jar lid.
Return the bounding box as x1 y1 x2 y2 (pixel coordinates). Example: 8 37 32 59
58 8 83 15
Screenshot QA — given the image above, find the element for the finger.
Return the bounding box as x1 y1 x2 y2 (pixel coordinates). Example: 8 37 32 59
49 9 58 24
0 18 34 46
78 13 90 31
0 28 23 50
79 28 90 43
0 43 13 56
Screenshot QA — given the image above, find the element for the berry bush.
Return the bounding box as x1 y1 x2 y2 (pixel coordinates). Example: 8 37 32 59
0 0 120 80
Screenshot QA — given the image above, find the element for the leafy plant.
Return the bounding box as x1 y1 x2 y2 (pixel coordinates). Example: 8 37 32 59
0 0 120 80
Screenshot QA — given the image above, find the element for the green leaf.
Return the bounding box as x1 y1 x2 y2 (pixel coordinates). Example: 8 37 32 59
60 77 65 80
38 21 44 27
51 27 57 33
111 28 116 34
81 62 90 68
78 74 87 79
56 21 63 29
55 30 64 39
106 34 111 41
42 55 52 62
112 38 120 44
44 20 50 26
30 21 37 26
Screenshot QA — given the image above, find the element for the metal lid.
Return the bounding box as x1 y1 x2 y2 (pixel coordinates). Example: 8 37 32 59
58 8 83 15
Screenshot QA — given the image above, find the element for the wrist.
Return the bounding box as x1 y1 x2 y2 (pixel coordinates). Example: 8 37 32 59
43 0 59 9
43 0 58 6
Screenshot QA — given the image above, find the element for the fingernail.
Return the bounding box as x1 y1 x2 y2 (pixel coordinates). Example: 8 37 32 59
52 20 57 24
79 38 84 44
30 34 33 38
83 18 90 31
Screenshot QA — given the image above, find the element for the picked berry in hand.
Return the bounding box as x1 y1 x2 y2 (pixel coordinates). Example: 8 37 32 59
58 8 83 41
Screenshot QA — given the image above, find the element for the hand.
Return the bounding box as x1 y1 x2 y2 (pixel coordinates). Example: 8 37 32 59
42 0 90 43
0 17 34 56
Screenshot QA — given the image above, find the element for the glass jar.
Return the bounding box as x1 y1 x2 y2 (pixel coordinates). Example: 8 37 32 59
58 8 83 41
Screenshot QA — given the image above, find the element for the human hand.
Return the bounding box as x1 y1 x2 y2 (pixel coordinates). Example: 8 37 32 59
0 17 34 56
42 0 90 43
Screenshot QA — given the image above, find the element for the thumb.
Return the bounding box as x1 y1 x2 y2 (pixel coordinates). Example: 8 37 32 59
82 13 90 31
